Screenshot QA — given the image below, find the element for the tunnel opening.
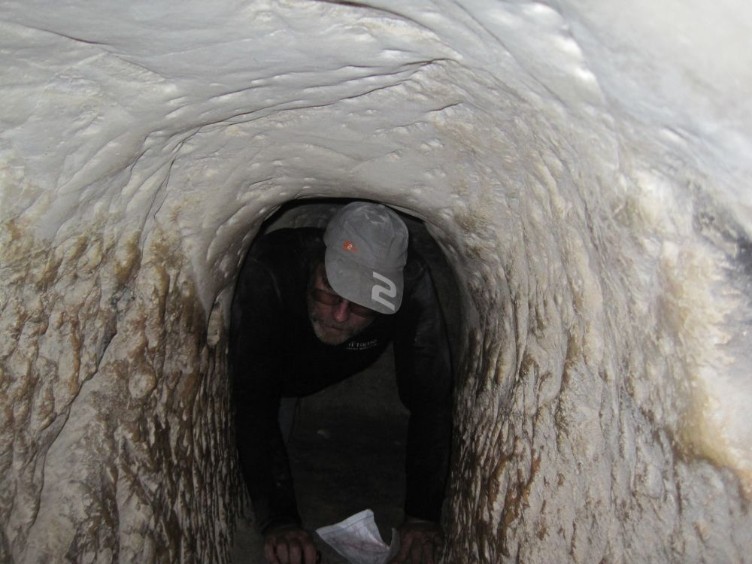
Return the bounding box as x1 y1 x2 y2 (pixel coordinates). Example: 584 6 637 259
227 197 464 561
2 2 751 562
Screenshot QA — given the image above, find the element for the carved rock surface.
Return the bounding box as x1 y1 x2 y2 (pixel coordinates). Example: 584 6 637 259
1 1 751 562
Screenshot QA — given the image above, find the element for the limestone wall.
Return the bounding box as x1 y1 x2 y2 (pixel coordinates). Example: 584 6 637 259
1 1 751 562
1 223 238 561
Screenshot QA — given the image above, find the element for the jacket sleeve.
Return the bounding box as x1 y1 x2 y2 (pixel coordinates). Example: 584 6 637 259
393 260 454 523
230 256 301 533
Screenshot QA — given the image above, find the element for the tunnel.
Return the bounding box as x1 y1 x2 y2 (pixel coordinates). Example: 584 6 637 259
1 1 751 562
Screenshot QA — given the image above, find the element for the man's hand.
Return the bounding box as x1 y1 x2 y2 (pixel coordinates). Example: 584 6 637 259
390 518 443 564
263 525 319 564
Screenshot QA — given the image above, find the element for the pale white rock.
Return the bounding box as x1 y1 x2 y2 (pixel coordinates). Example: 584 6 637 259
1 0 751 562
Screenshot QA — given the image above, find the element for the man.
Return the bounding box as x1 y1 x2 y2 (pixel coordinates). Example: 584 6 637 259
230 202 453 564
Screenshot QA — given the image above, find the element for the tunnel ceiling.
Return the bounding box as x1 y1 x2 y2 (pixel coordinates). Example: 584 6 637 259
1 0 751 562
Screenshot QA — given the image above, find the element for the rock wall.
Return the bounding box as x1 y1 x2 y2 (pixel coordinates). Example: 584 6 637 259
1 1 751 562
1 222 239 561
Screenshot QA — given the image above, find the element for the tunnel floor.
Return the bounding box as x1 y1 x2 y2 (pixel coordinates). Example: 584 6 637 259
231 346 409 563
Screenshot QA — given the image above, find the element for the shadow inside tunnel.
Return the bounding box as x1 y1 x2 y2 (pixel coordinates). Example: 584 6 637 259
231 346 406 563
230 198 461 563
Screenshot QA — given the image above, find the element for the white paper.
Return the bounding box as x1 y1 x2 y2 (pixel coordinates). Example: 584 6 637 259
315 509 400 564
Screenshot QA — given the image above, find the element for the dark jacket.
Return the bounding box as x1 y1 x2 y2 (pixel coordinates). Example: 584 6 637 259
230 227 453 533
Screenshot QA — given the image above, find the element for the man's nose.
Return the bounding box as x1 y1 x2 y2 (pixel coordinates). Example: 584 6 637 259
331 299 350 322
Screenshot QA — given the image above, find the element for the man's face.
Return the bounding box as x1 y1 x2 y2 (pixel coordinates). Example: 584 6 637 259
307 263 377 346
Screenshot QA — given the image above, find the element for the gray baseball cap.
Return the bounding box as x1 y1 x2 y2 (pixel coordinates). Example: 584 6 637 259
323 202 409 315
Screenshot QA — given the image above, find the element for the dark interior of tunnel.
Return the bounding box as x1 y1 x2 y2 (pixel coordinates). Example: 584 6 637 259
229 199 462 562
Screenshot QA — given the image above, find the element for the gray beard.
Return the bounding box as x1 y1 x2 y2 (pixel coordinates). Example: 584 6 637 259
309 314 367 346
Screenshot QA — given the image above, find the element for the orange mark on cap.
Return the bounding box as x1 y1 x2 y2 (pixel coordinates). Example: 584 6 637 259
343 240 357 252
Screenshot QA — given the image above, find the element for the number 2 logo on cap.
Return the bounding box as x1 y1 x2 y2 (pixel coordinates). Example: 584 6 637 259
371 272 397 311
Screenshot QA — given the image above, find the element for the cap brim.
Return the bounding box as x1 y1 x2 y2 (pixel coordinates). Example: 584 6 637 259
325 251 404 315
